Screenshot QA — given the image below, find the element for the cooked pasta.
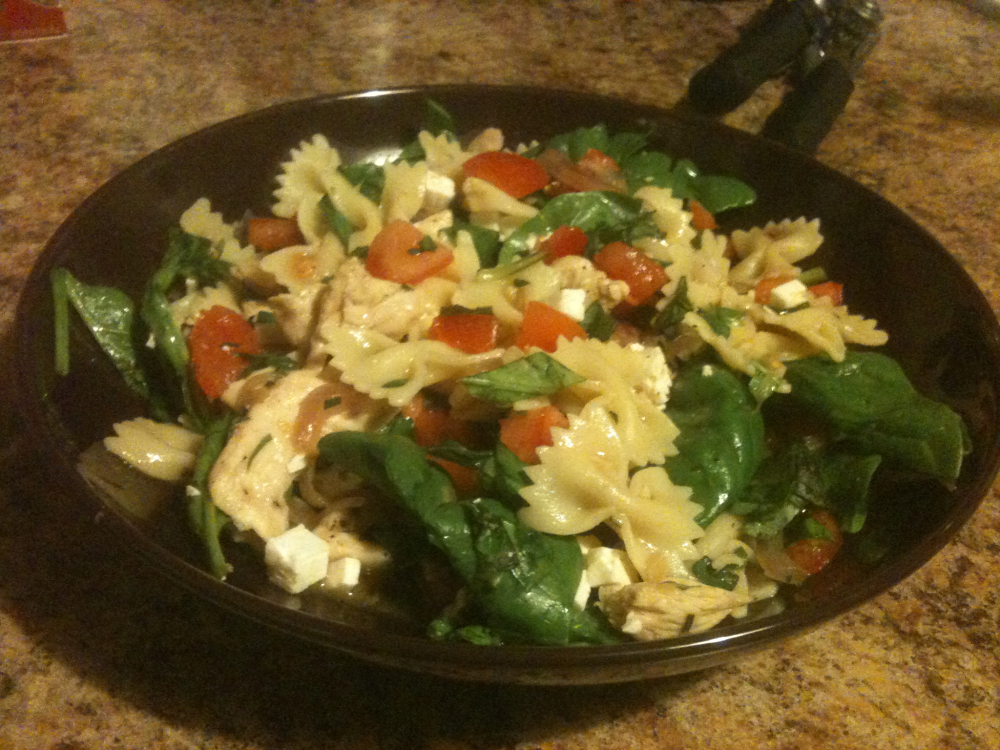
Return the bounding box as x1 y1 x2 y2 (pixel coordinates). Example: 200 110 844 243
65 112 963 648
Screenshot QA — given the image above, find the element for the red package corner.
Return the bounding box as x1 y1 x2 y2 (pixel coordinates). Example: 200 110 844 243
0 0 68 42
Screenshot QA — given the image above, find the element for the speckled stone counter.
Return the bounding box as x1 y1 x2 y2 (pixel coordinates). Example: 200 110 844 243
2 2 999 748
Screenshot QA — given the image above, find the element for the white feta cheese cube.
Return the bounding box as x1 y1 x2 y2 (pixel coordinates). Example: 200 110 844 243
585 547 636 587
424 171 456 214
264 524 330 594
325 556 362 590
770 279 809 309
573 570 592 610
555 288 587 321
629 343 673 406
286 453 307 474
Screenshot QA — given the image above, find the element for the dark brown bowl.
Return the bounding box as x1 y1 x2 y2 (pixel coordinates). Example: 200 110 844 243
15 85 1000 684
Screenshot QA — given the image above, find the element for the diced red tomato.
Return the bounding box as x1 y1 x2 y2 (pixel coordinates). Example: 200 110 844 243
428 312 500 354
462 151 550 199
188 305 262 399
402 393 453 447
514 301 587 352
809 281 844 306
539 225 589 262
754 275 796 305
366 220 454 285
430 457 479 496
593 241 668 306
499 406 570 464
246 217 305 252
786 509 844 576
689 199 718 231
401 393 480 447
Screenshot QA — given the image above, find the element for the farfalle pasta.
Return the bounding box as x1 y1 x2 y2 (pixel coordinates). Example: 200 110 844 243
56 107 966 646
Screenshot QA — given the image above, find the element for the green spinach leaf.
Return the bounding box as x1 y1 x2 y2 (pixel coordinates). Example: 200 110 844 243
782 352 967 482
663 363 766 526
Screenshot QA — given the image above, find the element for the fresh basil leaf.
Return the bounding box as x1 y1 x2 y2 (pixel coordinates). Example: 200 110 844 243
691 556 740 591
782 352 967 482
700 306 743 337
339 162 385 203
51 267 150 398
663 363 766 527
444 222 502 269
461 352 585 404
798 267 828 286
650 276 692 334
318 194 354 245
438 305 493 317
580 301 616 342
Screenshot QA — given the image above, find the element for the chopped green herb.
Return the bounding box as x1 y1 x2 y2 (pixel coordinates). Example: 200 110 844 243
651 276 693 333
350 245 370 259
253 310 277 326
247 434 273 468
239 352 299 376
439 305 493 317
798 267 828 286
383 378 410 388
324 396 343 409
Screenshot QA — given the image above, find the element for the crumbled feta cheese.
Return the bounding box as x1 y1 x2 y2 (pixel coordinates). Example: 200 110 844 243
702 364 715 377
770 279 809 309
573 570 592 610
424 171 455 214
585 547 635 588
621 611 644 635
286 454 307 474
629 343 673 406
264 524 330 594
326 556 362 590
555 288 587 321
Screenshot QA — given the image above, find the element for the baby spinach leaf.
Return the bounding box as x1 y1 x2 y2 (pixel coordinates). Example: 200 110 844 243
692 175 757 215
428 439 530 510
663 363 766 527
691 556 740 591
782 352 967 482
461 351 585 404
732 440 880 538
187 410 238 579
316 431 620 645
498 192 648 264
51 267 149 398
543 123 648 164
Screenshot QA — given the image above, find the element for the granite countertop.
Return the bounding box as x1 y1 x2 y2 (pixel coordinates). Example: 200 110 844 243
2 1 999 747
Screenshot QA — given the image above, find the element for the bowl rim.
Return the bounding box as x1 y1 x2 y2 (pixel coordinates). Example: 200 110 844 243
15 83 1000 683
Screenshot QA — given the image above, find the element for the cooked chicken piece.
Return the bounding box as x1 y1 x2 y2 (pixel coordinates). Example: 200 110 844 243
311 497 391 569
313 257 455 342
599 580 751 641
549 256 630 309
209 366 388 541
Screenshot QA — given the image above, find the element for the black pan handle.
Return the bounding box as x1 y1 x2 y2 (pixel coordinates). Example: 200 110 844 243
759 56 855 153
687 1 814 116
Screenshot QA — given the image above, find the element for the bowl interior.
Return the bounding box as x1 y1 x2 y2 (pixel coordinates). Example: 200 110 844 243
16 85 1000 684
